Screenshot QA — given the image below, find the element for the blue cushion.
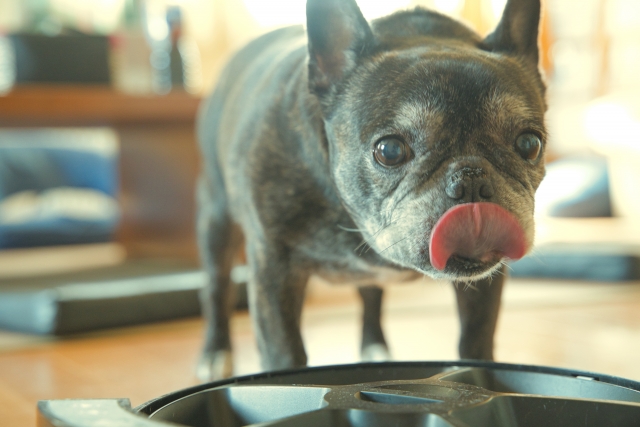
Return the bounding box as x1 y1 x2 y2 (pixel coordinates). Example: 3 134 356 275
0 129 120 249
536 155 611 218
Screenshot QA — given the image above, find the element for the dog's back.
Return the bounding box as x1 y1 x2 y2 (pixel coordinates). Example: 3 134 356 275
197 26 306 184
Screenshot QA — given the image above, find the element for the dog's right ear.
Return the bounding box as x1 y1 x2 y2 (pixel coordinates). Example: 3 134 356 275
484 0 541 69
306 0 375 97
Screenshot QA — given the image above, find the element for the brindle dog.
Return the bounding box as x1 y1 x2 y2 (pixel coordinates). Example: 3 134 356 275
196 0 546 380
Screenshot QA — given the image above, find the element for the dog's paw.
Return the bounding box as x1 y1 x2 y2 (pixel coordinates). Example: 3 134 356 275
196 350 233 382
361 343 391 362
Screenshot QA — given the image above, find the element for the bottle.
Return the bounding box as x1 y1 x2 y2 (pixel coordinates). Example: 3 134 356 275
0 35 16 94
110 0 154 94
167 6 184 88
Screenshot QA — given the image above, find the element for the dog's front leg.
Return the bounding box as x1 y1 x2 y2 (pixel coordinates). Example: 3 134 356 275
247 244 309 371
195 177 239 382
359 285 390 361
453 265 505 360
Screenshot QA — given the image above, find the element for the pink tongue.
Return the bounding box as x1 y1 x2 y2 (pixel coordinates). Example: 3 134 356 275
429 202 528 271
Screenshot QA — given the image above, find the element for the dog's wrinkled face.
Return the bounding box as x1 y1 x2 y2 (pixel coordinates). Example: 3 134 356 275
328 48 545 280
307 0 546 280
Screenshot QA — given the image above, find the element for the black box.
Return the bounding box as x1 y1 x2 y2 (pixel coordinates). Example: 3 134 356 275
10 33 111 84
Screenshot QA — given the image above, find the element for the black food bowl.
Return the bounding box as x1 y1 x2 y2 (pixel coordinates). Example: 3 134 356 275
38 361 640 427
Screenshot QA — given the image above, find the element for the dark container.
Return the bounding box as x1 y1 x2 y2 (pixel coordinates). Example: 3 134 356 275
10 33 111 84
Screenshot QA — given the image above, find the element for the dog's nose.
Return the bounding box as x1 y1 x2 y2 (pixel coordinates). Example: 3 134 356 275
445 167 495 202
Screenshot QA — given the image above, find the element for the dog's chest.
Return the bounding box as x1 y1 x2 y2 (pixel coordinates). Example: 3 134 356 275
295 222 422 286
313 257 421 287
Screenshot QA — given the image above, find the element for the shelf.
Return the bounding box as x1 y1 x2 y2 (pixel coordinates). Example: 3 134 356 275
0 84 202 261
0 85 202 127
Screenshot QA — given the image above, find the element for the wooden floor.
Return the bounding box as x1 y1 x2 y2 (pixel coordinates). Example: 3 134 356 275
1 276 640 426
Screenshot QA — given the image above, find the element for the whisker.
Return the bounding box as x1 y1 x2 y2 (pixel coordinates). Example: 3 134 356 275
379 237 408 254
464 282 479 291
354 214 405 255
351 235 366 254
372 217 401 238
337 224 362 232
355 239 370 254
365 217 409 254
353 191 413 256
500 260 514 273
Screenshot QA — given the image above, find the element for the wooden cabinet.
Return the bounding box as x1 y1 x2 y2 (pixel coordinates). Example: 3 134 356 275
0 85 203 261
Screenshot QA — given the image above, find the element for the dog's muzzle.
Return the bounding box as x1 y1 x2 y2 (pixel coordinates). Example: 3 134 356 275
429 202 527 271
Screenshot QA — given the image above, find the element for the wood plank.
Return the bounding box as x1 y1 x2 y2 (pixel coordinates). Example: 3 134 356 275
0 85 201 127
1 277 640 426
0 383 35 427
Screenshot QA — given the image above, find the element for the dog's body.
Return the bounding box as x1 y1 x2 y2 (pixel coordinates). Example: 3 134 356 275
196 0 546 380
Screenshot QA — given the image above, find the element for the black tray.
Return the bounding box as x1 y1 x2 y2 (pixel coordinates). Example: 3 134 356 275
38 361 640 427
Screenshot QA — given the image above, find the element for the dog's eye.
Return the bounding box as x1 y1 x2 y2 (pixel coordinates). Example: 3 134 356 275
373 137 409 167
515 133 542 161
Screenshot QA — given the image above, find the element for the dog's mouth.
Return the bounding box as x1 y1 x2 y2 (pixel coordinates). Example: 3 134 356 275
441 254 503 279
429 202 528 275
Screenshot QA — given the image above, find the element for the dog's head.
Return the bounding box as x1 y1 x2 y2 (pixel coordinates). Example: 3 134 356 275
306 0 546 280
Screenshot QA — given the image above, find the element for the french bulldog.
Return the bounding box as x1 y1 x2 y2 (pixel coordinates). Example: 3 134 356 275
196 0 546 381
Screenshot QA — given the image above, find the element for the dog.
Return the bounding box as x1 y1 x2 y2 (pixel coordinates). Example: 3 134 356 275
195 0 546 381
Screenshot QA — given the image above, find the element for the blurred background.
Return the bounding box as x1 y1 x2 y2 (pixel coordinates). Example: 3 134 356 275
1 0 640 424
0 0 639 273
1 0 639 266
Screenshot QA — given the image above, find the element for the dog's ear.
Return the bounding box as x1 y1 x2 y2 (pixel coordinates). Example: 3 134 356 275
484 0 541 69
306 0 375 96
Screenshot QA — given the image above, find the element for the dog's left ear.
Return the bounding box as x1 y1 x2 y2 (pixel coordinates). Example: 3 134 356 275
484 0 541 69
306 0 376 97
